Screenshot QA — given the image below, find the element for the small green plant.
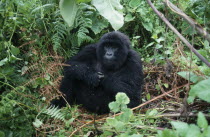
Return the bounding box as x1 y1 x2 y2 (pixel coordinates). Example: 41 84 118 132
178 71 210 103
101 93 154 136
157 112 210 137
33 105 65 128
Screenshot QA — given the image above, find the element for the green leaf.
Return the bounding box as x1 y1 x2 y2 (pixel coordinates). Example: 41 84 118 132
44 74 50 80
11 46 20 55
146 109 158 116
31 4 54 13
76 0 91 3
203 126 210 137
129 0 141 8
204 40 209 47
163 83 169 88
146 93 151 100
157 129 178 137
156 37 165 43
65 118 75 127
92 0 124 30
119 108 133 123
0 131 5 137
197 112 208 129
171 121 188 136
0 58 8 66
33 119 43 128
106 118 125 131
155 44 163 49
186 124 200 137
59 0 78 27
178 71 204 83
125 14 135 22
142 21 153 32
129 134 143 137
116 92 130 104
109 102 120 113
91 13 109 34
164 50 171 55
188 78 210 103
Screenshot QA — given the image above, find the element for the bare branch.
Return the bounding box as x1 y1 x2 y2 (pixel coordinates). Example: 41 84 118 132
146 0 210 67
164 0 210 43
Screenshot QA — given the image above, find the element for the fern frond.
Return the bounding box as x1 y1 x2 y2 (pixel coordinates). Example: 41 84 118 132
52 20 68 52
43 105 65 121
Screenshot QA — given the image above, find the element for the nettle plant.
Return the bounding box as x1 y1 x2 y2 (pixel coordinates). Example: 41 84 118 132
157 112 210 137
101 93 142 136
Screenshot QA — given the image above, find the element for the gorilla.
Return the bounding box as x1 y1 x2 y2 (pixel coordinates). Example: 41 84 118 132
54 31 144 114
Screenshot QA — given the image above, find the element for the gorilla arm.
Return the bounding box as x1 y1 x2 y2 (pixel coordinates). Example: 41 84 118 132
64 44 102 87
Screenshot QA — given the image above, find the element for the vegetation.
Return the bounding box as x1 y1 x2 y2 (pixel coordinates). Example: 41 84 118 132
0 0 209 136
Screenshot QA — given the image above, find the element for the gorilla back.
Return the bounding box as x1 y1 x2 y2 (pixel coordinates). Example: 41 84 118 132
56 31 144 114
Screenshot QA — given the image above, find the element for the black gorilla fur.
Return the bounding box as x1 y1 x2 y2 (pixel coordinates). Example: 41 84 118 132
54 31 144 114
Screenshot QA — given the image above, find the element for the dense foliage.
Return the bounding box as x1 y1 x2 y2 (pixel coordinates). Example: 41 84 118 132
0 0 209 136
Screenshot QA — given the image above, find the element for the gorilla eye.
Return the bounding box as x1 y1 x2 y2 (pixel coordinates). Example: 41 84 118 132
104 47 118 51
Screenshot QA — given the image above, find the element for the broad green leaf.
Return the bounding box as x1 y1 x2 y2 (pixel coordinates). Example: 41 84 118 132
11 46 20 55
203 126 210 137
92 0 124 30
0 131 5 137
155 44 163 49
129 0 141 8
142 21 153 32
197 112 208 129
204 40 209 47
106 118 125 131
186 124 200 137
31 4 54 13
119 108 133 123
188 78 210 103
91 13 109 34
171 121 188 136
156 37 165 43
116 92 130 104
146 109 158 116
157 129 178 137
0 58 8 66
178 71 204 83
109 102 120 113
125 14 135 22
59 0 78 27
164 50 172 55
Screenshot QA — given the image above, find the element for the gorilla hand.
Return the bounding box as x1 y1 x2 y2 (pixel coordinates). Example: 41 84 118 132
98 72 104 79
87 72 104 87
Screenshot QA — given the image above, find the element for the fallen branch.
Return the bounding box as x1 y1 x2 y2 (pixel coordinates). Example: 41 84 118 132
158 112 210 117
146 0 210 67
164 0 210 43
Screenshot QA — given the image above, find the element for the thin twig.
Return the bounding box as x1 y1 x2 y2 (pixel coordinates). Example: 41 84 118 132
164 0 210 43
146 0 210 67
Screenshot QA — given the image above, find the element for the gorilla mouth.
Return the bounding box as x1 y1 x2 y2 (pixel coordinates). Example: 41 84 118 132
103 58 115 64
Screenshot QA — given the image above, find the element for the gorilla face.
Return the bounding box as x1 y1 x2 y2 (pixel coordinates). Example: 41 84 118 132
104 46 118 60
97 33 130 70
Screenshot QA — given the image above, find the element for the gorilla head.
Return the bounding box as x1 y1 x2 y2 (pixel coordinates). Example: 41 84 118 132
97 31 131 70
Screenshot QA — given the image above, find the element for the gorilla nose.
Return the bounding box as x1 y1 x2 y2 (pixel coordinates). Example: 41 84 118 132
106 53 113 56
